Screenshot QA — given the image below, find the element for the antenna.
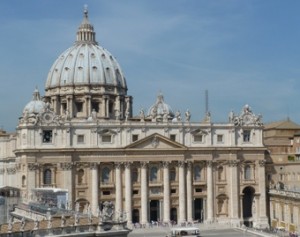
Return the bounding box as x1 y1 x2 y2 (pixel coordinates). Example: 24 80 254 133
205 90 209 114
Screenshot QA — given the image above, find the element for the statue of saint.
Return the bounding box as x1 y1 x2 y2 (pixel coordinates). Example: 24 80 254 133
185 109 191 122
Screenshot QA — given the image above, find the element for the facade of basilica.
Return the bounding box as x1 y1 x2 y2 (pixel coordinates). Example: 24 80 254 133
0 9 269 228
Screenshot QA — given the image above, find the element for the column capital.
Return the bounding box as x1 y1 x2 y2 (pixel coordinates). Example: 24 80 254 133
90 162 99 170
206 160 214 167
187 161 193 169
227 160 239 167
161 161 170 168
114 162 123 169
124 162 132 168
178 160 186 168
140 161 149 168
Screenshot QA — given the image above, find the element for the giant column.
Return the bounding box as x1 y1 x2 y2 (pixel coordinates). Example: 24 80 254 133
162 161 170 223
178 161 186 224
90 163 99 216
62 162 74 210
228 160 240 226
27 163 37 203
186 161 193 222
115 163 122 213
206 161 214 223
141 162 148 225
124 162 132 225
258 160 269 228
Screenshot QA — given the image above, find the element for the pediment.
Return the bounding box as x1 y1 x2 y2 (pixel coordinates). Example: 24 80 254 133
125 133 187 150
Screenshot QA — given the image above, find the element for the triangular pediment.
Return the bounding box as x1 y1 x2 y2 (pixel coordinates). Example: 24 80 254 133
125 133 187 150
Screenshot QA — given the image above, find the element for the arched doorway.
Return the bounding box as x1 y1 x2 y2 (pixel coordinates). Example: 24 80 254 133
242 186 255 227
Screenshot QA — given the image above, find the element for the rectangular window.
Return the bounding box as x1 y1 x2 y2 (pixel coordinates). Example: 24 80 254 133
61 103 67 112
171 189 176 194
217 134 223 143
102 135 112 143
243 130 251 142
75 102 83 113
103 191 110 195
42 130 53 143
194 135 203 142
170 134 176 141
91 102 99 112
132 134 139 142
195 188 202 193
77 135 84 143
133 190 139 195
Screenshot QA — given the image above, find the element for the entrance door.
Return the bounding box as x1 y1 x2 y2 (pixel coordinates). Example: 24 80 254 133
150 200 160 222
242 186 255 227
194 198 203 222
170 208 177 224
132 209 139 224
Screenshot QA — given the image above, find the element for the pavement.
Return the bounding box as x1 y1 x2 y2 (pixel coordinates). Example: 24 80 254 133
128 223 283 237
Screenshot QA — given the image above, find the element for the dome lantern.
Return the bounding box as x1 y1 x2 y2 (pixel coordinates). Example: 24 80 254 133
76 6 97 45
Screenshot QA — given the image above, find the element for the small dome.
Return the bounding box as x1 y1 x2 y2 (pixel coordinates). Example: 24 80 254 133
147 93 174 118
45 7 127 91
23 88 45 114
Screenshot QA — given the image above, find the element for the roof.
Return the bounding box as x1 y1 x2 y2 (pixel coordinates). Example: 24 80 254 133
264 119 300 130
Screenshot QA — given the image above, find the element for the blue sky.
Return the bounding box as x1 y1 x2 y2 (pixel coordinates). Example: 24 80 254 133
1 0 300 131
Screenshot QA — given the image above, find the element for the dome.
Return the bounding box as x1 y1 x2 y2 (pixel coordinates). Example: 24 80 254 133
147 93 174 118
23 88 45 114
43 7 132 121
45 8 127 91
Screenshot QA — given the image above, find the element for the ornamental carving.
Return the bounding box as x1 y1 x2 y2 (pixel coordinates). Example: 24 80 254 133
20 101 66 127
151 136 159 148
61 163 73 170
259 160 266 167
230 104 263 127
227 160 239 167
6 167 16 174
28 163 38 171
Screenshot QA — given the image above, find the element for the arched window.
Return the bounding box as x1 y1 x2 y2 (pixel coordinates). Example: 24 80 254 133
170 167 176 181
22 175 26 187
101 167 110 184
78 169 84 184
150 166 158 182
194 165 201 181
218 166 224 180
44 169 52 185
132 167 138 183
244 165 251 180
